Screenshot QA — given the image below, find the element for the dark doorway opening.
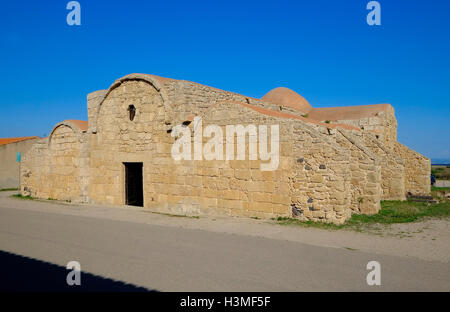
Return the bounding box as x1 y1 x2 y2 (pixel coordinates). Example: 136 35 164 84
124 162 143 207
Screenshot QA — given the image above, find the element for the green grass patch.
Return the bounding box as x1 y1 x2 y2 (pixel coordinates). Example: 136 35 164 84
275 200 450 230
0 188 18 192
431 186 450 191
12 194 35 200
352 200 449 223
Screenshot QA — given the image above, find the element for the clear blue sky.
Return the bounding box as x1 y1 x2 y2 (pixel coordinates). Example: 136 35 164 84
1 0 449 161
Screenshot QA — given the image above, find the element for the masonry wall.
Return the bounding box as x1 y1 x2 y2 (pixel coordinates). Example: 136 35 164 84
48 125 87 201
378 151 405 200
394 142 430 195
19 74 431 225
21 138 51 198
331 130 382 215
0 138 38 189
189 101 293 219
88 80 371 223
142 100 293 219
360 133 406 200
21 125 87 203
157 77 305 126
155 100 357 222
88 79 291 218
87 89 107 133
88 80 163 206
291 125 352 224
331 106 398 149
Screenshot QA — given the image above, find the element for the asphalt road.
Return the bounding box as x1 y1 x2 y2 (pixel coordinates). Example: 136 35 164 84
0 196 449 291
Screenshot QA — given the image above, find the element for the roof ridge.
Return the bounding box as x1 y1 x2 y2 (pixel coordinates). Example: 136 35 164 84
0 136 40 146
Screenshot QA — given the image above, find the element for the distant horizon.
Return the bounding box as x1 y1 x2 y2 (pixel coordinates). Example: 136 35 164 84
431 159 450 166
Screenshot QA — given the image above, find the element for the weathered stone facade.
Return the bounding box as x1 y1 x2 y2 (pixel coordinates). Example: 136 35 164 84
20 73 430 224
21 120 89 202
0 137 39 189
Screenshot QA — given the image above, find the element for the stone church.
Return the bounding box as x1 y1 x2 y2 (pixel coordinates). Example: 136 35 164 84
20 73 430 224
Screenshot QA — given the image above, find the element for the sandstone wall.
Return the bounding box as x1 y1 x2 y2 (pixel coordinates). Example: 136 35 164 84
147 75 305 126
143 100 293 219
89 78 293 218
88 79 376 223
333 130 382 214
21 123 88 202
87 89 107 133
21 138 51 198
290 125 352 224
359 133 406 200
20 73 431 225
394 142 430 195
0 138 39 189
190 101 293 219
89 80 165 206
159 100 357 222
331 106 397 149
48 125 84 201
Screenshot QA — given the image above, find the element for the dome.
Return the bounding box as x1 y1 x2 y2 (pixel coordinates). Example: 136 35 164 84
261 87 312 114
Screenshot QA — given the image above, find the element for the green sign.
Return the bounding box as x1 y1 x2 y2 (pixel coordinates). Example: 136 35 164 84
17 152 21 163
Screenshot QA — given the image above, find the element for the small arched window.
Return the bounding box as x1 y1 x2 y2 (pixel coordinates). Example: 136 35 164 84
128 105 136 121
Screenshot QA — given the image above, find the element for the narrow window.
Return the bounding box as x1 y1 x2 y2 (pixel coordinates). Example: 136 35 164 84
128 105 136 121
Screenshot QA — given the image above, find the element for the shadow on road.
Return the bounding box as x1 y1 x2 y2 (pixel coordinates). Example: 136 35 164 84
0 250 155 292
